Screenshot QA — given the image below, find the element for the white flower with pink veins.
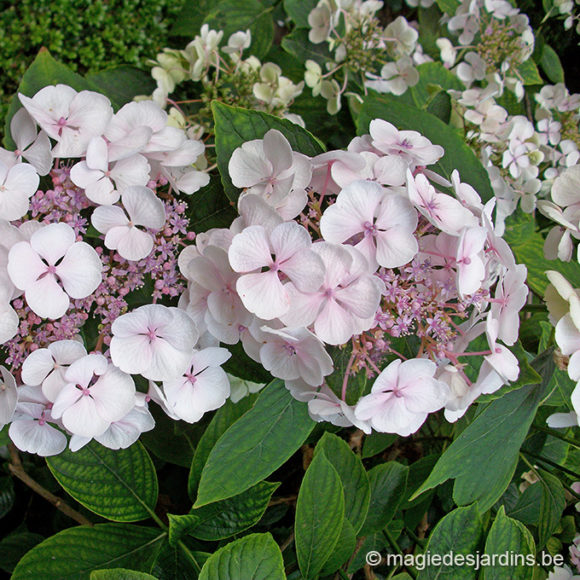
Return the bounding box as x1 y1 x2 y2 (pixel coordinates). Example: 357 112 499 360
91 186 166 262
320 180 419 270
110 304 199 381
228 129 312 220
7 222 102 320
161 347 231 423
19 84 113 158
21 340 87 402
51 354 136 439
0 160 40 221
355 358 449 436
369 119 444 168
281 242 383 345
228 221 324 320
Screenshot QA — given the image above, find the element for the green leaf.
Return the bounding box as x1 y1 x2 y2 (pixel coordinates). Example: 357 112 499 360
319 519 356 576
536 469 566 550
152 540 208 579
295 453 345 579
90 570 158 580
411 383 546 512
203 0 274 60
85 66 156 110
0 476 15 518
362 432 397 458
12 524 165 580
518 59 543 86
141 404 199 468
483 506 536 580
194 380 314 506
281 28 334 67
188 395 257 498
358 93 494 201
509 482 542 525
212 101 324 203
436 0 460 14
410 62 465 109
4 49 97 148
360 462 409 536
284 0 318 27
315 432 370 533
0 532 44 574
503 210 580 295
170 0 214 37
199 533 285 580
185 175 237 233
540 45 565 84
172 481 280 542
222 341 273 383
47 441 158 522
417 504 483 580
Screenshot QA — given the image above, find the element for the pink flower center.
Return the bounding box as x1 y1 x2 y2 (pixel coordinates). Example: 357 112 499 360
283 343 297 356
363 221 377 237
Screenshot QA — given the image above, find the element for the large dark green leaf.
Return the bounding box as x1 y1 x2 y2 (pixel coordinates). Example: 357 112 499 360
417 504 483 580
170 0 214 37
483 506 535 580
85 67 156 111
186 175 238 233
188 395 257 498
540 45 565 84
284 0 318 27
203 0 274 60
536 469 566 550
360 462 409 536
281 28 334 67
194 380 314 506
90 570 158 580
357 93 494 201
0 476 15 519
0 532 44 574
170 481 279 542
198 533 285 580
409 62 465 109
152 539 209 580
295 453 345 579
315 432 370 534
212 101 325 203
12 524 165 579
47 441 158 522
411 383 545 512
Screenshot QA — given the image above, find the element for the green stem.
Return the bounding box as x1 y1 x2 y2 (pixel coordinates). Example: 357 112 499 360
532 425 580 449
522 450 580 480
177 540 202 574
406 528 427 549
383 529 417 579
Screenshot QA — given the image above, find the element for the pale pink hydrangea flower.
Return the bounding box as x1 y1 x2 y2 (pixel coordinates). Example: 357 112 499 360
228 221 324 320
7 222 102 319
355 358 449 435
51 353 136 439
0 366 18 429
258 326 333 386
281 242 383 345
0 160 40 221
229 129 312 219
110 304 199 381
161 347 231 423
91 186 166 261
9 385 67 456
320 180 419 270
21 339 87 402
19 85 113 158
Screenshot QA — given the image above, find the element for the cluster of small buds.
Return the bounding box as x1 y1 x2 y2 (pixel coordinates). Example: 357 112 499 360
303 1 426 113
442 0 534 101
147 25 304 136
